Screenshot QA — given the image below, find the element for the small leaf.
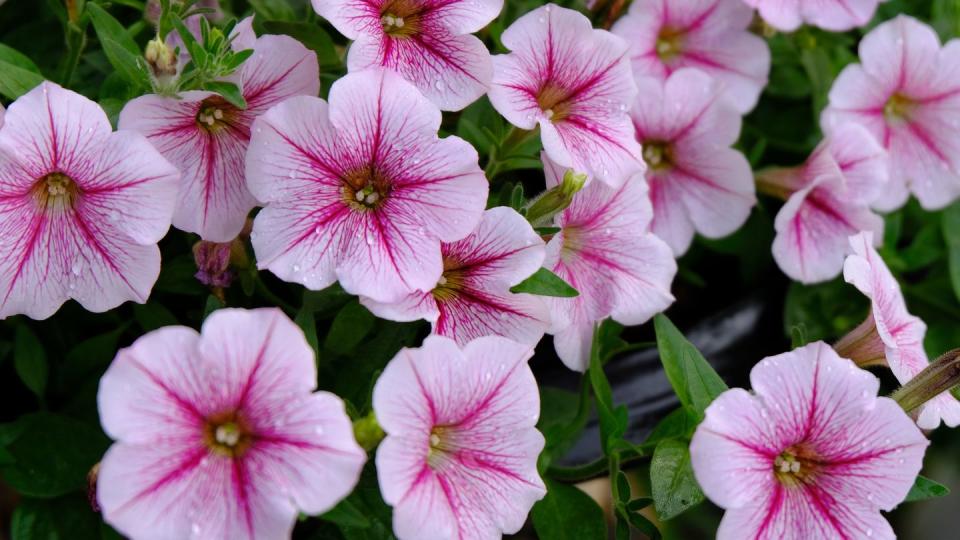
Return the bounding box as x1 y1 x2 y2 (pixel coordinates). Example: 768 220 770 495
654 314 727 418
0 59 44 100
642 407 699 450
510 268 579 297
589 327 628 455
650 438 704 521
202 80 247 109
86 3 141 56
321 498 371 529
532 480 608 540
99 37 150 89
325 300 376 355
0 43 42 74
904 475 950 503
14 326 47 399
133 302 178 331
203 294 224 317
294 307 320 358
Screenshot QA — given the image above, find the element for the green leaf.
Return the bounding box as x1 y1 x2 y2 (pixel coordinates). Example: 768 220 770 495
203 294 224 317
0 413 109 498
642 407 699 450
100 37 150 89
261 21 340 68
202 80 247 109
294 307 320 358
10 493 102 540
532 480 608 540
904 475 951 503
0 59 45 100
133 302 178 331
942 201 960 303
61 326 129 389
538 385 589 461
321 498 371 529
654 315 727 418
0 43 42 74
248 0 296 20
14 326 47 399
589 327 628 455
86 3 140 56
650 438 704 521
325 300 377 355
510 268 579 297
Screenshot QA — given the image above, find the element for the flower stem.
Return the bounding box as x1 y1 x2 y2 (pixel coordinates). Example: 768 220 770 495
891 349 960 414
547 448 648 483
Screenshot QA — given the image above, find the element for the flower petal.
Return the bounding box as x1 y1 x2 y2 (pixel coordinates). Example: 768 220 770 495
241 34 320 116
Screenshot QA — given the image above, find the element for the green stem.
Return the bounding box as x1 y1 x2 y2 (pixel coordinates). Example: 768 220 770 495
547 448 647 483
484 126 538 181
58 22 87 87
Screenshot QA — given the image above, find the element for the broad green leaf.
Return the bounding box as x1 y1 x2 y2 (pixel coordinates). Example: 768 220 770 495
942 201 960 303
14 326 47 399
203 294 224 317
133 302 178 331
532 480 608 540
904 475 950 502
248 0 296 21
537 385 589 461
10 493 101 540
321 498 371 529
642 407 699 450
202 80 247 109
510 268 579 297
0 59 45 100
294 307 320 358
654 315 727 418
0 43 42 73
61 325 129 388
99 37 150 89
325 300 377 355
86 3 140 56
650 438 704 520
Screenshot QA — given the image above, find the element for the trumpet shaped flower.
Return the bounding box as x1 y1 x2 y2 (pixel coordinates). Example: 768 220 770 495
373 335 546 540
312 0 501 111
822 15 960 211
0 82 178 319
612 0 770 113
246 69 487 303
743 0 882 32
120 20 320 241
691 342 928 540
489 3 644 187
542 155 676 371
630 69 755 256
840 232 960 429
361 207 549 345
764 124 888 284
97 308 366 540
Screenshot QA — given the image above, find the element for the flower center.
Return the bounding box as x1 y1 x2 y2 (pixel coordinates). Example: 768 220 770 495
204 411 253 457
426 426 457 469
773 445 820 486
642 141 673 171
33 172 79 213
196 96 236 132
380 1 421 37
655 28 684 62
537 83 572 122
432 259 467 301
883 93 915 123
341 165 391 210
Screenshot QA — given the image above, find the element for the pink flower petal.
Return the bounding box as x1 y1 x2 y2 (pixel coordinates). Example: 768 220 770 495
240 34 320 115
743 0 880 32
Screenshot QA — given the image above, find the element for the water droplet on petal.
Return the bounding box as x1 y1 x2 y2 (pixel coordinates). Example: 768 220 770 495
71 261 82 276
292 263 301 272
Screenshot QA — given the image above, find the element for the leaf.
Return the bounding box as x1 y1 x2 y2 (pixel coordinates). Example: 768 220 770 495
321 498 371 529
0 43 42 73
325 300 377 355
133 302 178 331
99 37 151 89
532 480 608 540
650 438 704 521
294 307 320 358
510 268 579 297
0 413 109 498
538 385 589 460
904 475 950 503
60 325 129 389
942 201 960 303
14 326 47 399
0 58 45 100
589 327 628 455
203 294 224 317
86 3 140 56
261 21 340 68
10 493 102 540
654 315 727 418
248 0 296 21
642 407 699 450
202 80 247 109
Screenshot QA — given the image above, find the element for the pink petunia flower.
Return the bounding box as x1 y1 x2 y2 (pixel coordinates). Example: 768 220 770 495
246 69 487 304
611 0 771 114
312 0 501 112
762 124 888 284
373 335 546 540
97 308 366 540
0 82 178 320
489 3 644 187
822 15 960 211
542 155 676 371
839 231 960 429
743 0 882 32
690 341 928 540
361 206 549 345
629 68 755 256
119 19 320 242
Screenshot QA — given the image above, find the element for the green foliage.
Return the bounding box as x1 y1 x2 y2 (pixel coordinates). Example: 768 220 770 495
532 480 608 540
653 315 727 419
650 439 705 521
904 475 951 502
510 268 579 297
14 326 47 400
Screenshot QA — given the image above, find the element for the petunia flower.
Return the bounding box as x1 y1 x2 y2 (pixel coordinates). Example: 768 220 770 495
542 155 676 371
0 82 178 320
690 341 928 540
489 3 644 187
361 206 549 345
839 231 960 429
373 335 546 540
246 68 487 303
312 0 501 112
97 308 366 540
760 124 888 284
822 15 960 211
742 0 882 32
119 19 320 242
611 0 770 113
629 68 755 256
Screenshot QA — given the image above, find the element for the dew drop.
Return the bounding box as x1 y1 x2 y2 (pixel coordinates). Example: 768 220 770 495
315 426 325 435
71 261 82 276
292 263 301 272
435 79 444 90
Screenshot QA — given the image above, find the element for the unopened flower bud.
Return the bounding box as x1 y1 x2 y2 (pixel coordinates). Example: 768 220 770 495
353 411 385 451
525 169 588 226
892 349 960 415
87 462 101 513
193 240 237 289
145 37 178 89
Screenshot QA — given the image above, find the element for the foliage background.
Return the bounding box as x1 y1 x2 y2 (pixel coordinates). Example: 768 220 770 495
1 0 960 538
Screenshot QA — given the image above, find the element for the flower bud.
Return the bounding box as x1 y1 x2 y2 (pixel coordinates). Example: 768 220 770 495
525 169 588 226
353 412 385 451
145 37 178 89
193 240 237 289
892 349 960 415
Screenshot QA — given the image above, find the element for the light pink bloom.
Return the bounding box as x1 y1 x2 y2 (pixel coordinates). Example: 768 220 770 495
542 155 676 371
119 21 319 242
743 0 881 32
97 308 366 540
313 0 501 111
489 3 644 187
841 232 960 429
612 0 770 113
767 124 888 284
822 15 960 211
373 335 546 540
246 69 487 303
361 206 549 345
690 341 928 540
0 82 178 320
630 68 754 256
